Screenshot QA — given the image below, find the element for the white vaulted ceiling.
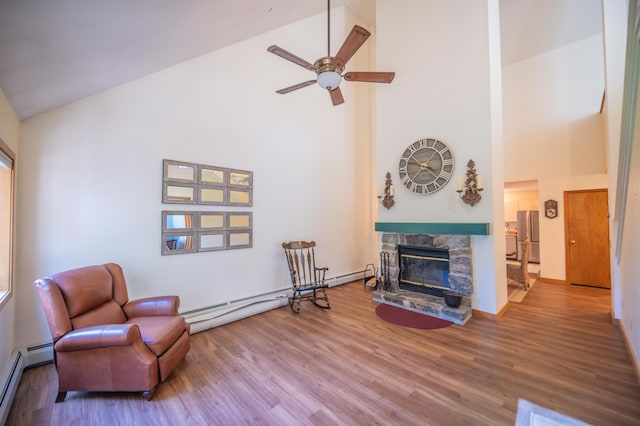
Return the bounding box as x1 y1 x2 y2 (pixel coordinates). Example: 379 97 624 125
0 0 602 120
499 0 602 66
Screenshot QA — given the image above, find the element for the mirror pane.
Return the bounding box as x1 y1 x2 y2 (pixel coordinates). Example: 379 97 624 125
165 213 195 230
167 164 195 181
201 168 225 184
164 235 193 251
228 214 250 228
200 213 225 229
229 171 251 187
166 185 195 202
200 188 225 203
229 189 251 205
200 233 225 250
229 232 251 247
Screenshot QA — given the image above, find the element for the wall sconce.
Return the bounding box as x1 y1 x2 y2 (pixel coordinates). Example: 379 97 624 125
456 159 483 206
378 172 395 209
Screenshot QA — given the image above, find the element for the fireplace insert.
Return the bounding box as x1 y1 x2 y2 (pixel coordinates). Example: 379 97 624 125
398 245 450 297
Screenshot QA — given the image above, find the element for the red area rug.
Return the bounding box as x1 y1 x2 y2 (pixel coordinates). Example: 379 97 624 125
375 303 453 330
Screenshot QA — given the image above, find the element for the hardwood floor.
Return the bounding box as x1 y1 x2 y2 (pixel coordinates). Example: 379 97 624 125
7 280 640 425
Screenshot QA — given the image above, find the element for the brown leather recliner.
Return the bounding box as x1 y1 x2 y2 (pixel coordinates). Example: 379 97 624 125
34 263 190 402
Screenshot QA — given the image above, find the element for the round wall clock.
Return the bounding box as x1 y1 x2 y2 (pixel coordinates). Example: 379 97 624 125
398 138 455 194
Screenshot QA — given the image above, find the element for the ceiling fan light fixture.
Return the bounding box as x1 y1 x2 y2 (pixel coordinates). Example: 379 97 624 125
317 71 341 90
267 0 393 105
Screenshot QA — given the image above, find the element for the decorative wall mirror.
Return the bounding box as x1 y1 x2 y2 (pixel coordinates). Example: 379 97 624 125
163 212 196 232
200 166 226 185
228 169 253 187
162 210 253 255
228 231 252 249
162 160 253 255
163 183 196 204
199 212 226 230
228 212 252 229
229 189 252 206
164 160 197 182
163 160 252 206
198 232 226 252
162 234 196 255
199 186 226 205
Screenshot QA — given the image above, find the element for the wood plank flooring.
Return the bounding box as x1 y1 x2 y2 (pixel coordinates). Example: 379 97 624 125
7 280 640 425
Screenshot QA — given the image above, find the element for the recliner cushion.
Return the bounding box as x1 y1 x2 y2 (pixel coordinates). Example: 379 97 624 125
126 316 187 357
54 265 116 317
71 300 127 330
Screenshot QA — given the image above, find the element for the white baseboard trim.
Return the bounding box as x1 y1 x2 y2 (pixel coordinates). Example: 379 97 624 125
0 350 25 425
619 320 640 388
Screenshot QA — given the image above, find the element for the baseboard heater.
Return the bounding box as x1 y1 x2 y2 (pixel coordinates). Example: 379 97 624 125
183 270 363 334
182 288 290 335
328 270 367 286
0 350 25 425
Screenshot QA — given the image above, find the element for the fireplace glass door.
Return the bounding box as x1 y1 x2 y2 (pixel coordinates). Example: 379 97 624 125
398 245 450 296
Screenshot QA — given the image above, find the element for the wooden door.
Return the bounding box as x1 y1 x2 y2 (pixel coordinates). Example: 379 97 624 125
564 189 611 288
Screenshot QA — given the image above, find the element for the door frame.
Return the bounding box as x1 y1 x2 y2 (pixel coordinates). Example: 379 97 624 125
563 188 610 287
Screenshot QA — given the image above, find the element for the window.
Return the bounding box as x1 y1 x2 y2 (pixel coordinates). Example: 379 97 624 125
0 138 14 308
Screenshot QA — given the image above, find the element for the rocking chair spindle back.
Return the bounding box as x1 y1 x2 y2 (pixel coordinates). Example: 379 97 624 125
282 241 331 313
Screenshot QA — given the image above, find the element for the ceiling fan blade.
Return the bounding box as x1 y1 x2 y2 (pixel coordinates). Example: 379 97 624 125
344 72 396 83
329 87 344 106
267 45 316 71
276 80 317 94
334 25 371 67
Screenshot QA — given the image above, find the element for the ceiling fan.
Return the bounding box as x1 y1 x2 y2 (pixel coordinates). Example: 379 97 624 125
267 0 395 106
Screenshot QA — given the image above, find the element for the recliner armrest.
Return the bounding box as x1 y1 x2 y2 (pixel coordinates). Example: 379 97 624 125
54 324 142 352
123 296 180 318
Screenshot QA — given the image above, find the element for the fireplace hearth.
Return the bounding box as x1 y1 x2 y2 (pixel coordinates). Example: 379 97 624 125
373 232 473 325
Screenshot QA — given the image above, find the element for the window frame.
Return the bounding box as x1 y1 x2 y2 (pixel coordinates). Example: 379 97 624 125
0 137 15 309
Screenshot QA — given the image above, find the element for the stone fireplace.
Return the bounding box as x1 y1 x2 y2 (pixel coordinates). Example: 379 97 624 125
373 232 474 325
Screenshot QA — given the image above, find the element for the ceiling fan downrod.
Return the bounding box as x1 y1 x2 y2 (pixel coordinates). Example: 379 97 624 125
327 0 331 57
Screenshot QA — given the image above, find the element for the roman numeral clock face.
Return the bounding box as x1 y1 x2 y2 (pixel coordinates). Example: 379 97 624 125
398 138 455 194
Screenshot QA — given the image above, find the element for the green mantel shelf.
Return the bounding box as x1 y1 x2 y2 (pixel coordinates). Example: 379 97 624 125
375 222 491 235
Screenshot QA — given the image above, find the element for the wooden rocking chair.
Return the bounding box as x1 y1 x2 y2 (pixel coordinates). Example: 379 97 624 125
282 241 331 313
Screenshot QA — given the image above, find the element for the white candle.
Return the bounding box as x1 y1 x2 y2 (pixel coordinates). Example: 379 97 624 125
477 176 482 188
457 178 462 191
389 184 394 196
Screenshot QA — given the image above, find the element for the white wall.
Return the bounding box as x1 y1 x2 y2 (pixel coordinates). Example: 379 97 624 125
608 0 640 378
502 31 608 283
0 89 20 394
376 0 505 313
503 35 606 182
619 95 640 369
602 0 629 321
13 7 376 348
537 173 608 281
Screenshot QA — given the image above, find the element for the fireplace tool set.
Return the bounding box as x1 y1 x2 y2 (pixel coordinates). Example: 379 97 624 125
363 252 391 291
376 251 391 291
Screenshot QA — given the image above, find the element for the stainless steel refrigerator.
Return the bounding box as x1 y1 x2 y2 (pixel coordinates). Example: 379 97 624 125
517 210 540 263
